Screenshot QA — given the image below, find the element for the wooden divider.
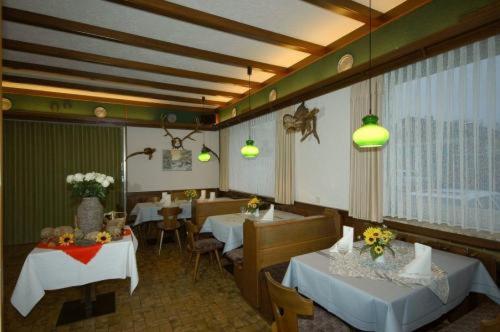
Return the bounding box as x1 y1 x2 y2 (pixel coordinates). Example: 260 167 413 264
191 198 248 228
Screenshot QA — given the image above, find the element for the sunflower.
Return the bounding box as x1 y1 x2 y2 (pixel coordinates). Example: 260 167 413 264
59 233 74 246
365 236 376 245
96 231 111 244
373 245 384 255
363 227 382 240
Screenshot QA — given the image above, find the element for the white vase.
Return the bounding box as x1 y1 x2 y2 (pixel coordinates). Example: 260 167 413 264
374 254 385 264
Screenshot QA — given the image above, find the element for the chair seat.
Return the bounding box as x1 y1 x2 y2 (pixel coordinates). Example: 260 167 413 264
439 301 499 332
225 247 244 265
261 261 290 283
157 221 180 230
298 304 350 332
193 238 223 253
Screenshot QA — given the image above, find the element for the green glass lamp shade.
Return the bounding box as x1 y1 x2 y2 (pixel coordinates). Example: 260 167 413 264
198 151 211 162
352 114 390 148
241 139 259 158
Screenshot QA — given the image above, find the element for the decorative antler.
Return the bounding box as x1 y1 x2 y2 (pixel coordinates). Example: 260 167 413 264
160 115 201 149
126 147 156 160
160 114 175 140
181 117 201 142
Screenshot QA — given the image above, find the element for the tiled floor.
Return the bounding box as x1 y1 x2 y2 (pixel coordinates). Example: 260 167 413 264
3 239 271 332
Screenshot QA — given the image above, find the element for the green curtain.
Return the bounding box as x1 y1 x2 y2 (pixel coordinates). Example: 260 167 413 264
3 120 123 245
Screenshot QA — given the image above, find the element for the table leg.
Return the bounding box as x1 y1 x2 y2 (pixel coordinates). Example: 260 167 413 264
56 283 115 326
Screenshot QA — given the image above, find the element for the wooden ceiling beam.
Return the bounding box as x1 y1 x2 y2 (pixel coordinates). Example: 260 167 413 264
3 60 243 100
3 39 261 87
302 0 383 25
3 86 212 112
3 7 287 75
106 0 326 55
3 74 220 108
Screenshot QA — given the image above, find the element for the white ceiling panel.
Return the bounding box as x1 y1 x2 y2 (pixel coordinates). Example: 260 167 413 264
3 22 276 83
167 0 364 46
3 68 227 106
353 0 406 13
4 0 311 67
3 50 249 95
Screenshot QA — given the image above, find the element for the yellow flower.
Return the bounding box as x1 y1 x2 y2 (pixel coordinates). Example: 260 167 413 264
363 227 382 240
365 236 376 245
59 233 74 246
382 230 393 239
374 246 384 254
96 231 111 244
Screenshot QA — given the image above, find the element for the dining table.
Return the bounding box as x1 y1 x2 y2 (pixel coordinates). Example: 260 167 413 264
130 200 192 226
282 240 500 332
200 210 304 253
11 226 139 324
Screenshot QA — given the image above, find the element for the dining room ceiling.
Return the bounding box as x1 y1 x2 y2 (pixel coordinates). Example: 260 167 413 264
2 0 423 114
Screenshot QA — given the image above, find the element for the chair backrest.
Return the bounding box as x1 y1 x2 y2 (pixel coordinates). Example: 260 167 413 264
185 221 197 251
159 207 182 230
265 272 313 332
481 314 500 332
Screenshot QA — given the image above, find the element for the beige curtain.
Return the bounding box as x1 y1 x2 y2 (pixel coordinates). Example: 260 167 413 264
219 127 229 191
349 76 384 222
274 106 295 204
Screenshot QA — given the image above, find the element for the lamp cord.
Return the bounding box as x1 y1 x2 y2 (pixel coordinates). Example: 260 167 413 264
368 0 372 115
247 66 252 140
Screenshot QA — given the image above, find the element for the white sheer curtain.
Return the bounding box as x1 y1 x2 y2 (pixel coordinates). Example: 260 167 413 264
383 35 500 233
228 113 276 197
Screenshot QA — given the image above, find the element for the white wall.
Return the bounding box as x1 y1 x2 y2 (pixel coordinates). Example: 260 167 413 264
126 126 219 192
294 87 350 210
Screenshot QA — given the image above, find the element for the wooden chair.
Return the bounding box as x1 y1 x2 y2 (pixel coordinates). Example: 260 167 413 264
185 221 224 282
265 272 350 332
157 207 182 255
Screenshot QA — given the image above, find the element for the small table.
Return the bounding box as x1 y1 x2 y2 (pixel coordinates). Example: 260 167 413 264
282 243 500 332
200 210 303 253
130 201 192 226
11 228 139 322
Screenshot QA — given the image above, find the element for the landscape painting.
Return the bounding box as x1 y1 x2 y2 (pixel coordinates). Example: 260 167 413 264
162 149 192 171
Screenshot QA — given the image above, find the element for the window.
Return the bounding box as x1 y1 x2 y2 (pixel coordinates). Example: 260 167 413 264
383 35 500 233
228 113 276 197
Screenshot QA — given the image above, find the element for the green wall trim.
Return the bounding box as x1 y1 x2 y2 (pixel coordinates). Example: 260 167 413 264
4 94 200 123
219 0 496 122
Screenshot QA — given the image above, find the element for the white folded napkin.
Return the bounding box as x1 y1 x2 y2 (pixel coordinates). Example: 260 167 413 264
160 193 171 207
209 192 216 201
329 226 354 253
200 190 207 200
261 204 274 221
399 243 432 279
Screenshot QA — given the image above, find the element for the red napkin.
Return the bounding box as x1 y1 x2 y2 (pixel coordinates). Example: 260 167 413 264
37 242 103 264
123 228 132 236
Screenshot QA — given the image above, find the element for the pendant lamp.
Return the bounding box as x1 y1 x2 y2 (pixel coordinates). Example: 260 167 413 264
352 0 389 148
241 66 260 158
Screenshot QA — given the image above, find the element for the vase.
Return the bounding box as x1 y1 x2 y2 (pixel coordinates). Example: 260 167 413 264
77 197 104 234
252 208 260 217
374 254 385 264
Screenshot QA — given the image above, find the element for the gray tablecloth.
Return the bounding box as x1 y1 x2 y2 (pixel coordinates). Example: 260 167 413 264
200 210 303 253
130 201 191 226
282 247 500 332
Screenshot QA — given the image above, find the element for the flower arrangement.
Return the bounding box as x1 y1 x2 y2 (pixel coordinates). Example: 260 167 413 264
184 189 198 200
246 197 261 213
59 233 74 246
96 231 111 244
360 226 395 260
66 172 114 199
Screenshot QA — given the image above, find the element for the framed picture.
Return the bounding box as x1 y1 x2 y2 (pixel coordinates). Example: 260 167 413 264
162 149 192 171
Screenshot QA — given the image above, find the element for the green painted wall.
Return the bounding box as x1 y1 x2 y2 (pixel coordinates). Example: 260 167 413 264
4 94 200 123
219 0 496 122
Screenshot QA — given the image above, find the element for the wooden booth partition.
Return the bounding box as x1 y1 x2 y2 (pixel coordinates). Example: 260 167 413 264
191 198 248 229
240 214 340 311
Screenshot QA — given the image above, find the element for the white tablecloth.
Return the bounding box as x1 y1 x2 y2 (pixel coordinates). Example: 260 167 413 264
200 210 303 253
283 246 500 332
11 228 139 317
130 201 191 226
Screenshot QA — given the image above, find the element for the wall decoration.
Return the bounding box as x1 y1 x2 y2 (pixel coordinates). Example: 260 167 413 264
283 101 320 144
160 115 200 149
166 113 177 123
2 98 12 111
231 108 237 118
163 149 192 171
94 106 107 118
126 147 156 160
268 88 277 102
337 54 354 73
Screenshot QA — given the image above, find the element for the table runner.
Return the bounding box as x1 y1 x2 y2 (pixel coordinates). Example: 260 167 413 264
11 227 139 317
283 245 500 332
